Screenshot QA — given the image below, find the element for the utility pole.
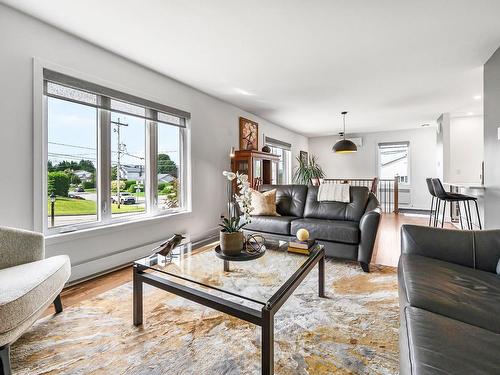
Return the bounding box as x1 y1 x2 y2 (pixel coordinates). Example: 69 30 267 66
112 118 128 209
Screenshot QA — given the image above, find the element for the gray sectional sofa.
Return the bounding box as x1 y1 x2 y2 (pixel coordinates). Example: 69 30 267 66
399 225 500 374
243 184 381 272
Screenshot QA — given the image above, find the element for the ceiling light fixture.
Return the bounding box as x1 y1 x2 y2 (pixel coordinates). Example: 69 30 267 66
332 111 357 153
473 95 482 100
467 112 474 116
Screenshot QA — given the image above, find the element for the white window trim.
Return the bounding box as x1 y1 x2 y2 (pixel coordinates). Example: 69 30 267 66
33 58 192 236
376 141 411 186
265 143 292 184
284 149 292 184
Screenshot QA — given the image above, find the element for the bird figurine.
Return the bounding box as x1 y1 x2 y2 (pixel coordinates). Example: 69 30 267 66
154 234 185 257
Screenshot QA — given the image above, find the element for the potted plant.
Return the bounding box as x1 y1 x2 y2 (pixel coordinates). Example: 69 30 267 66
220 171 253 255
293 155 325 186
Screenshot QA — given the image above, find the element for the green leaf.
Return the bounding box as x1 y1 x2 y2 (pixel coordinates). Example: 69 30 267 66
293 154 325 184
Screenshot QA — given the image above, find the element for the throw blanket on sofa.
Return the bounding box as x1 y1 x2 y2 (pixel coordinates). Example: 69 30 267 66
317 182 350 202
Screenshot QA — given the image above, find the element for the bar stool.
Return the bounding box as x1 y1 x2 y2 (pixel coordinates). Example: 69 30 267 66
431 178 482 230
425 178 438 226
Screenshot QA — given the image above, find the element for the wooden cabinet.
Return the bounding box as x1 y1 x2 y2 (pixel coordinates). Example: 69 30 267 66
231 150 280 186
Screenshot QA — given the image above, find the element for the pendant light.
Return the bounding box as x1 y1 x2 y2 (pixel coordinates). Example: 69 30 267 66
332 111 357 153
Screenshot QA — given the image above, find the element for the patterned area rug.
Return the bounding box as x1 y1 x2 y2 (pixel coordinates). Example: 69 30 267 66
11 256 399 374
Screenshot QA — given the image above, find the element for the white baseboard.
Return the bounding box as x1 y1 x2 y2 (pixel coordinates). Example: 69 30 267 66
68 226 219 283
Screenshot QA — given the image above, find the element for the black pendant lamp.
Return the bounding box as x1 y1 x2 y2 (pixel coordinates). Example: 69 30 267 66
332 111 357 153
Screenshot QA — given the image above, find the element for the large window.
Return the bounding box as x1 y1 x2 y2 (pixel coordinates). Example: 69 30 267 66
378 142 409 184
44 70 189 233
266 137 292 184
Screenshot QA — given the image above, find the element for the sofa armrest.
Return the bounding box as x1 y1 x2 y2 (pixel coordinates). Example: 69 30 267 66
358 207 381 266
400 225 477 268
0 226 45 269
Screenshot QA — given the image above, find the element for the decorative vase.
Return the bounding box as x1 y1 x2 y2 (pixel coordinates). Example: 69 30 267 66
220 231 245 255
262 145 271 153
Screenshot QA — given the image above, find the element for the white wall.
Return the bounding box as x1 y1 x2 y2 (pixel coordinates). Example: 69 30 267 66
0 4 307 280
308 127 437 209
484 45 500 229
436 113 450 180
448 115 483 183
437 113 484 184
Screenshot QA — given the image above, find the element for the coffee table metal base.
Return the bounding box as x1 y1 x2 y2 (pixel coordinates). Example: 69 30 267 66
133 248 325 374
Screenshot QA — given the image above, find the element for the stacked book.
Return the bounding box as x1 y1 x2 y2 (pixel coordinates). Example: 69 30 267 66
287 239 316 255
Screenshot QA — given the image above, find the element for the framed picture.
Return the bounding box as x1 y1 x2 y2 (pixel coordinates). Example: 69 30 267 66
300 150 308 165
239 117 258 151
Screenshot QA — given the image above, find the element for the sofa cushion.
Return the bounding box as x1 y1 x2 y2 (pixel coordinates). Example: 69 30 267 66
259 184 308 217
245 216 298 235
472 229 500 273
399 254 500 333
303 186 369 222
401 224 500 273
0 255 71 334
403 306 500 375
250 188 278 216
291 218 359 244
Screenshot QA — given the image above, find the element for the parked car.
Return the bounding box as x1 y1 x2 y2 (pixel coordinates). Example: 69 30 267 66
68 193 85 200
111 192 136 205
75 186 85 192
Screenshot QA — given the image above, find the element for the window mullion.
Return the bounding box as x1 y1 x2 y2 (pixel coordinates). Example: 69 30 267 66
146 110 158 213
179 127 186 209
98 97 112 223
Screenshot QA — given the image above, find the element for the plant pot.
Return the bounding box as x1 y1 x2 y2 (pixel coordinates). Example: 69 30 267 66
220 231 245 255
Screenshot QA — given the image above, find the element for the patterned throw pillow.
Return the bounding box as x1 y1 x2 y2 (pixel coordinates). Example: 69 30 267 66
250 189 279 216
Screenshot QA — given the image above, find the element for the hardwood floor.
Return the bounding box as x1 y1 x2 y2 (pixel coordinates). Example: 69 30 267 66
372 212 453 268
44 212 449 316
44 265 133 316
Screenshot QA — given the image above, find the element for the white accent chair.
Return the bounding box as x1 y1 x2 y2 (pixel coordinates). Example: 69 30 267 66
0 226 71 375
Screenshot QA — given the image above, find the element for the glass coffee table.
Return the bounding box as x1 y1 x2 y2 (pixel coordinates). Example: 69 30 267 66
133 239 325 374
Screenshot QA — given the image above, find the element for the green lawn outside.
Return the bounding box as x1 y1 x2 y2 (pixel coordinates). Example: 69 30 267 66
48 197 144 216
112 203 144 214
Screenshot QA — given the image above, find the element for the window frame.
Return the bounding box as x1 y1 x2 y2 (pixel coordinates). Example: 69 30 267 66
377 141 410 185
265 137 292 184
34 59 191 236
268 146 292 184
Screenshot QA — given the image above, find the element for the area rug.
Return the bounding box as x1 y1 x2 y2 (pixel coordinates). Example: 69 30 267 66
11 255 399 374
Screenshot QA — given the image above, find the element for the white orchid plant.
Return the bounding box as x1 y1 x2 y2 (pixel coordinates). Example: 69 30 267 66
220 171 253 233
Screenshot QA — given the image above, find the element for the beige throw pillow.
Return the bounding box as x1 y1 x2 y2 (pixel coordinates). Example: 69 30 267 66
250 189 279 216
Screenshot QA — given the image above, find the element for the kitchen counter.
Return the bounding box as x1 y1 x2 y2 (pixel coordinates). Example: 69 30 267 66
443 182 485 190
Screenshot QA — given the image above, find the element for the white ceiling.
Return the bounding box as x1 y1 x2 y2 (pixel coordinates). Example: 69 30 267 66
4 0 500 136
